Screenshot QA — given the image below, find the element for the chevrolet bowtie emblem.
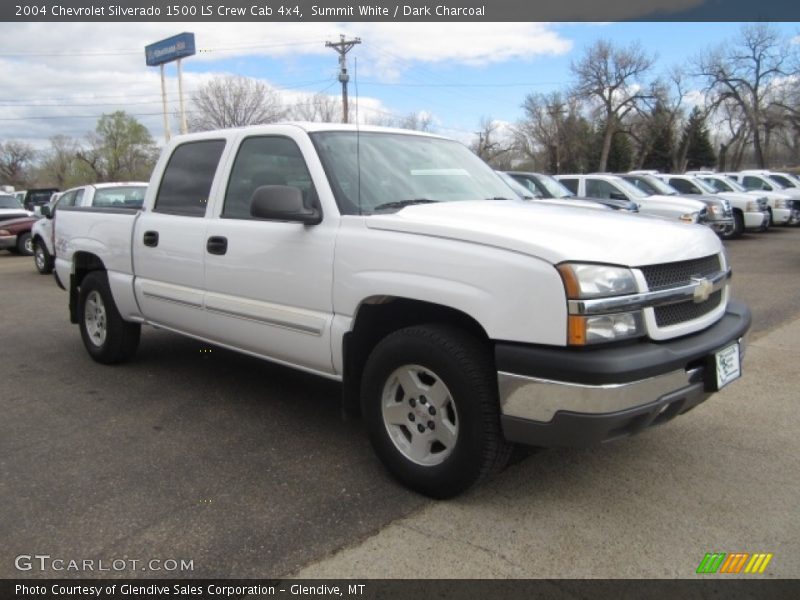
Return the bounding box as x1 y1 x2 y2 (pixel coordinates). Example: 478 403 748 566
691 276 714 303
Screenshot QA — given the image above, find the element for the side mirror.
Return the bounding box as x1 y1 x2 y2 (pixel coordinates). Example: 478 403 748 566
40 205 52 219
609 192 628 201
250 185 321 225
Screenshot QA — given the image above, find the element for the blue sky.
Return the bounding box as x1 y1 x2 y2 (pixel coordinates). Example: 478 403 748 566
0 22 797 146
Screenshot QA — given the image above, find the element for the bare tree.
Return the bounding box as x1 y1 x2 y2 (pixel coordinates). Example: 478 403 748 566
289 93 342 122
397 111 434 132
515 91 563 172
695 24 791 168
0 140 36 188
471 117 513 168
571 39 656 172
36 135 80 188
361 110 434 132
189 75 287 131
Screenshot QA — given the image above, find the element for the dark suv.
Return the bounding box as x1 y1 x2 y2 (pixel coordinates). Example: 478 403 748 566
23 188 59 212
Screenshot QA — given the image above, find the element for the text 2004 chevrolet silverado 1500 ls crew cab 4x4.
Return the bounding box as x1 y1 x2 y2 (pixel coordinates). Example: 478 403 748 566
54 124 751 498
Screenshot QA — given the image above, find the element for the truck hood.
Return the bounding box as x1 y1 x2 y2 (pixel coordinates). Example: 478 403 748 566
365 200 721 267
638 194 706 213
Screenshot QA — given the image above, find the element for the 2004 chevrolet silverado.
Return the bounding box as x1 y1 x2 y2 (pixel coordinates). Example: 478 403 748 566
51 123 751 498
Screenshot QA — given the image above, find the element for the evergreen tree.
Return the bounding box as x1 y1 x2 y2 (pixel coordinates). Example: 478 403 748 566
682 107 716 170
606 130 633 172
641 102 675 172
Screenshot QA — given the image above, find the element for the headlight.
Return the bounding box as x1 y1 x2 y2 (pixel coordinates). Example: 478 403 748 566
0 229 10 236
557 263 637 299
568 312 645 345
558 263 644 345
680 212 700 224
774 198 788 209
707 204 719 216
745 200 760 212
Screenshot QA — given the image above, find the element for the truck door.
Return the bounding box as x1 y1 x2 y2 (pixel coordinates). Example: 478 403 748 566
133 139 226 337
203 133 337 375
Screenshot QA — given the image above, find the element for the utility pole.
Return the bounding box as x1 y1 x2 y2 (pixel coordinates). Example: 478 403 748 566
547 102 567 174
325 34 361 124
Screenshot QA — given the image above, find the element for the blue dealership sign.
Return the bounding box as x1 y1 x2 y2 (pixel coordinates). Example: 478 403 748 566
145 32 196 66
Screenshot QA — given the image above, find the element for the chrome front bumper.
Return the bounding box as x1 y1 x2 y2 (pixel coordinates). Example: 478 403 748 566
498 366 705 423
494 301 751 447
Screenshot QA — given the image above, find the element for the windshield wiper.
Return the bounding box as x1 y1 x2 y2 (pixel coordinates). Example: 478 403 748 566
372 199 437 212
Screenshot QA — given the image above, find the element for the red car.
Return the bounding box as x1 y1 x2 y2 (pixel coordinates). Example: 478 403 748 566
0 215 38 256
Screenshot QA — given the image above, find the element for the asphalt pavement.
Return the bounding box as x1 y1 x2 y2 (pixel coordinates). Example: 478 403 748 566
1 225 799 579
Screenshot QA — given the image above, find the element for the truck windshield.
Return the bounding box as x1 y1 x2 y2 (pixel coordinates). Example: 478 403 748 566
310 131 515 215
534 174 574 198
0 195 23 209
690 178 719 194
642 176 680 196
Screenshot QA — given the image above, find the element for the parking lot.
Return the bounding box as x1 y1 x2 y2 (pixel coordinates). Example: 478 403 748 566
2 226 799 579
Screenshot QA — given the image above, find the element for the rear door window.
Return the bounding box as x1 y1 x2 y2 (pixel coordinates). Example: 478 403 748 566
154 140 226 217
559 178 578 194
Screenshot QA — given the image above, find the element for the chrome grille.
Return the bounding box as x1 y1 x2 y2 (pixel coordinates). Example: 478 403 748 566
639 254 722 291
654 290 723 327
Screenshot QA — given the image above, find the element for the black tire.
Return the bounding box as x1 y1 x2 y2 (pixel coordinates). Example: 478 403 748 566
719 222 737 240
16 232 33 256
33 239 54 274
731 210 745 238
361 324 512 499
78 271 140 364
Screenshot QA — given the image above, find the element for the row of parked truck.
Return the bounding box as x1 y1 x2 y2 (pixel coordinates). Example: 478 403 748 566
502 169 800 240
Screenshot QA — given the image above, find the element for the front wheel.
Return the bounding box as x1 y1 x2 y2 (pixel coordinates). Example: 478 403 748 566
78 271 140 364
33 239 54 274
731 210 745 238
762 208 772 231
361 325 512 498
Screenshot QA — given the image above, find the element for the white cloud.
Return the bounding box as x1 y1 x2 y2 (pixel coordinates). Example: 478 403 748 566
0 22 572 146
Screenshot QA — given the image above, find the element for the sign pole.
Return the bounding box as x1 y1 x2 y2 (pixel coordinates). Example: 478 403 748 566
146 33 195 140
160 63 171 142
177 58 188 134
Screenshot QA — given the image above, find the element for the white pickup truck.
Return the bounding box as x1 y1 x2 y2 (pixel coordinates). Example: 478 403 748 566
53 123 751 498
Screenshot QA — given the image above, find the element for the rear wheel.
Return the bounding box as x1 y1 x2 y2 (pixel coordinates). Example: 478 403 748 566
17 232 33 256
78 271 140 364
361 324 512 498
33 239 54 274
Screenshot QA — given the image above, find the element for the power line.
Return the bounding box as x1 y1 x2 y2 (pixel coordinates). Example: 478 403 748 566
0 78 337 107
0 38 326 58
358 80 568 88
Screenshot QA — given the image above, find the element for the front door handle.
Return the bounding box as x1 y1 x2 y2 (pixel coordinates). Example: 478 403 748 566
206 236 228 255
143 231 159 247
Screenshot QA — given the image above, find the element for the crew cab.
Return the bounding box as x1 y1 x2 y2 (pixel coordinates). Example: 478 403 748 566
32 182 147 274
554 173 708 225
53 124 751 498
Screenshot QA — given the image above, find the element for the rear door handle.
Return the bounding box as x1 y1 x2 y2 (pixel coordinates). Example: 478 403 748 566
143 231 159 247
206 236 228 255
